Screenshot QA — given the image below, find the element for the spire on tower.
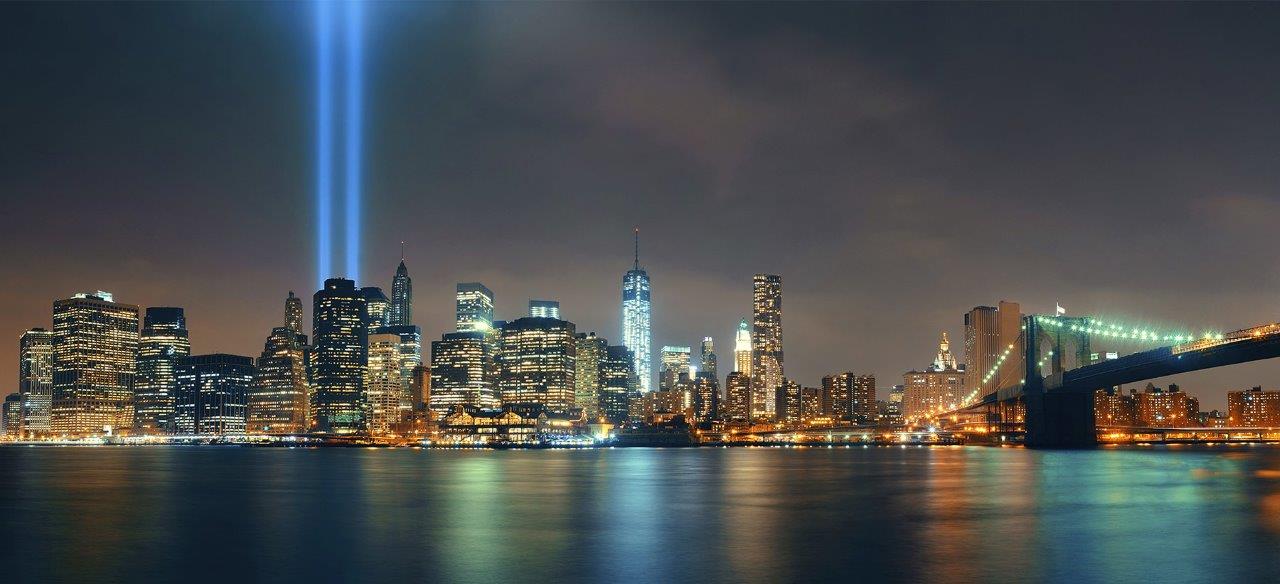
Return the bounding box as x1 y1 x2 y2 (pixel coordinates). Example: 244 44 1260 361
633 227 640 270
400 241 405 262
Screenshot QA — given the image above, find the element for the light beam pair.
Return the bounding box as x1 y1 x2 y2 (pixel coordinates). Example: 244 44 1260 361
315 0 364 288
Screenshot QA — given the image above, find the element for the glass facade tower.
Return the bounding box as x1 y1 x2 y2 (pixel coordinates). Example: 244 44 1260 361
133 307 191 434
310 278 367 433
622 230 652 392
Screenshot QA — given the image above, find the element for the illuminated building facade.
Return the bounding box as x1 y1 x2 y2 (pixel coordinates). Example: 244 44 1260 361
285 291 304 333
964 301 1022 397
801 386 823 423
660 345 691 391
774 379 802 425
456 283 495 332
902 333 966 421
2 394 20 438
752 274 783 419
498 317 577 410
366 333 404 435
410 364 430 412
1094 388 1135 426
50 291 139 437
174 354 253 436
598 345 634 424
18 328 54 437
692 372 719 423
724 372 751 422
388 259 412 326
734 319 751 376
700 337 717 381
250 326 310 434
133 307 191 434
310 278 367 433
361 286 390 329
622 235 652 393
575 332 607 418
1134 383 1198 427
429 331 498 417
822 372 877 424
1227 387 1280 427
529 300 560 319
371 324 422 413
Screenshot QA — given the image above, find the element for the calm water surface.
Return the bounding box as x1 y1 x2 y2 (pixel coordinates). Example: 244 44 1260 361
3 445 1280 583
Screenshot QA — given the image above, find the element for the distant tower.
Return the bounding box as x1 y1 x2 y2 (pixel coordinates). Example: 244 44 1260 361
622 228 653 392
250 326 310 434
18 329 54 437
389 249 412 326
529 300 560 319
361 287 390 329
285 291 304 333
751 274 783 419
700 337 717 381
310 278 367 433
733 319 752 376
133 307 192 434
456 283 495 332
50 291 139 437
174 354 254 436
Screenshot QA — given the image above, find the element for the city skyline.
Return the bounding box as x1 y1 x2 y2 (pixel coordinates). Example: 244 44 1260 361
5 2 1280 409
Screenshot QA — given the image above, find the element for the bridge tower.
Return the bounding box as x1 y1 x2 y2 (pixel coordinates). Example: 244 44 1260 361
1023 315 1097 448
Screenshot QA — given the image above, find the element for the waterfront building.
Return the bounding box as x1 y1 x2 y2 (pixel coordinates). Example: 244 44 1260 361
1094 388 1135 427
598 345 635 424
361 287 390 329
700 337 717 382
133 307 191 434
371 324 422 413
692 372 719 423
285 291 304 333
751 274 783 419
964 301 1022 398
2 393 21 438
309 278 367 433
388 259 412 327
456 283 495 332
1134 383 1199 427
529 300 560 319
659 345 691 391
733 319 751 376
439 404 584 445
774 379 802 425
723 371 751 422
410 364 430 412
1227 386 1280 427
622 230 653 393
822 372 877 424
498 317 577 410
801 386 823 424
429 331 498 416
902 332 966 421
50 291 139 437
18 328 54 437
174 354 254 436
366 333 404 435
249 326 310 434
886 384 905 425
575 332 607 418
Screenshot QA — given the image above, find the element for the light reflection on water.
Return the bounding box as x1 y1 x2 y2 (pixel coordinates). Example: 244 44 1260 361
3 445 1280 583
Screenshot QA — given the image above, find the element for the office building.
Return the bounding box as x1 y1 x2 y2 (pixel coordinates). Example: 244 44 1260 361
174 354 253 436
964 301 1022 398
775 379 802 425
388 259 412 327
456 283 495 332
310 278 367 433
734 319 751 376
249 326 309 434
598 345 635 424
18 328 54 437
410 364 430 412
692 372 719 423
133 307 191 434
1227 387 1280 427
700 337 717 382
367 333 404 435
575 332 607 418
50 291 139 437
498 317 577 410
2 393 21 438
622 229 652 392
724 372 751 423
362 287 390 329
660 346 691 391
822 372 877 424
285 291 304 333
751 274 783 418
530 300 560 319
902 332 966 421
429 331 498 416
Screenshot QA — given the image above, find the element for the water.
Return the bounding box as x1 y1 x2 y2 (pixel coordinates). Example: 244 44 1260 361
2 445 1279 583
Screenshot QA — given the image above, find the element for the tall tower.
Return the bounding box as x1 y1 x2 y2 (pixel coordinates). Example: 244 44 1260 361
310 278 367 433
456 283 495 332
50 291 139 437
18 328 54 437
389 254 412 326
734 318 751 375
361 286 390 329
133 307 191 434
250 326 310 434
366 332 404 435
285 291 304 333
700 337 717 381
497 317 577 410
622 228 652 392
964 300 1022 397
174 354 254 436
751 274 783 419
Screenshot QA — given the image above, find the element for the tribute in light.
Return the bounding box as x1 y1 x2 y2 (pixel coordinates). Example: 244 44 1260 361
314 0 365 288
343 0 363 284
314 0 334 290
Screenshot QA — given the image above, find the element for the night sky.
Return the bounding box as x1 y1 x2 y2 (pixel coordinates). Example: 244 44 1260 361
4 2 1280 408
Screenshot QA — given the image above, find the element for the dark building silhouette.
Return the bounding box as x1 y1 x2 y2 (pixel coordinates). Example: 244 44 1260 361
309 278 367 433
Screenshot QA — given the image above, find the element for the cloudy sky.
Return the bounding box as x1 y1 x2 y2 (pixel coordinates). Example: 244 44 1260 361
4 2 1280 408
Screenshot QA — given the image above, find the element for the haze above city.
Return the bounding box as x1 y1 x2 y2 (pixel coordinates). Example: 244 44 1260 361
4 2 1280 409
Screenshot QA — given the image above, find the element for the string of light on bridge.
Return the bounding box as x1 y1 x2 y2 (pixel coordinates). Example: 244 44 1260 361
1034 315 1224 343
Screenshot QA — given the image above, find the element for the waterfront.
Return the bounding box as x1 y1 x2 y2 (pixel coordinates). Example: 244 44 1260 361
2 447 1280 583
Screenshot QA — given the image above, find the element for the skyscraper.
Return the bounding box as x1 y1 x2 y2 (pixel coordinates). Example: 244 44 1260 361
456 283 495 332
366 332 404 435
429 331 498 416
700 337 717 382
575 332 607 418
724 371 751 422
692 372 719 423
249 326 309 434
622 229 652 392
174 354 254 436
285 291 304 333
2 394 21 439
498 317 577 410
734 318 751 376
822 372 877 424
659 345 691 391
310 278 367 433
133 307 191 434
361 286 390 329
529 300 560 319
964 301 1022 398
751 274 783 419
598 345 635 424
903 333 966 421
50 291 139 437
371 324 422 414
18 328 53 437
388 258 412 327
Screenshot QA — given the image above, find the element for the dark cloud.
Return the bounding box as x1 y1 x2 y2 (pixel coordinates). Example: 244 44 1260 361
3 2 1280 408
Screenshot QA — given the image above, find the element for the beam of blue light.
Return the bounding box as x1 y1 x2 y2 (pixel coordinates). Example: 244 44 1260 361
343 0 363 284
315 0 334 290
